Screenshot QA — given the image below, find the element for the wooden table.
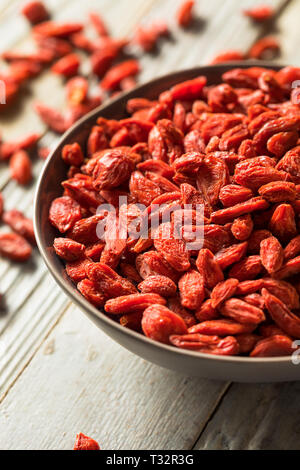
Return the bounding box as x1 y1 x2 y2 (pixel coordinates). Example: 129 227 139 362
0 0 300 450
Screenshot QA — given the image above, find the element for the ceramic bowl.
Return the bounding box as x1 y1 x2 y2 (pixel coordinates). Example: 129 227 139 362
34 62 300 382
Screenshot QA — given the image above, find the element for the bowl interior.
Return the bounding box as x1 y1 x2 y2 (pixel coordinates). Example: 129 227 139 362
35 62 293 369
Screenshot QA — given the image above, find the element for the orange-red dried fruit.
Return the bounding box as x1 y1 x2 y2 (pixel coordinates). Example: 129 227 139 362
9 150 32 185
62 142 84 167
189 319 256 337
101 60 140 91
219 185 253 207
49 196 82 233
196 249 224 289
54 238 85 262
89 12 109 37
0 233 32 262
231 214 253 241
215 242 248 270
262 288 300 338
105 293 166 314
154 222 190 272
260 236 284 274
248 36 280 60
258 181 297 203
3 210 35 245
211 278 239 309
250 335 294 358
243 5 274 22
74 433 100 451
52 53 80 77
269 204 297 243
228 255 263 282
21 1 49 24
176 0 195 27
142 304 188 344
220 298 265 325
210 50 245 65
178 269 205 310
169 333 239 356
138 275 177 298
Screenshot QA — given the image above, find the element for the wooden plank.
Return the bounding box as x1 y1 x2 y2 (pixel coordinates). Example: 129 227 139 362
276 0 300 64
0 304 228 450
194 381 300 450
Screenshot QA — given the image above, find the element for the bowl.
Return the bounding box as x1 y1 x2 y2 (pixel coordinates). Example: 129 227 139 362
34 62 300 383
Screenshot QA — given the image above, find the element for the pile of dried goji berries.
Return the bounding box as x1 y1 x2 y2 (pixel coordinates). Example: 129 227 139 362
48 65 300 358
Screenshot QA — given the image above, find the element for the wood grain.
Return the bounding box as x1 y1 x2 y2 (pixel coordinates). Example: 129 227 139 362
0 305 228 450
194 381 300 450
0 0 298 450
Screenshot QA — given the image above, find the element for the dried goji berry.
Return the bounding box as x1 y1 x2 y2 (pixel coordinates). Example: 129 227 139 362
62 142 84 167
258 181 297 203
189 319 256 336
138 275 177 298
105 293 166 314
178 269 205 310
52 53 80 77
89 12 109 37
54 237 85 262
3 210 35 245
269 204 297 243
196 249 224 289
228 255 263 282
247 229 272 254
211 197 269 224
215 242 248 270
261 278 299 310
248 36 280 60
35 103 69 134
176 0 195 27
168 296 196 327
33 21 83 39
236 334 260 354
0 232 32 262
66 77 89 105
195 299 219 322
101 60 140 91
274 256 300 281
21 1 49 24
284 236 300 261
219 184 253 207
231 214 253 241
171 76 206 101
74 433 100 451
49 196 82 233
243 5 274 22
9 150 32 185
136 251 179 283
210 50 245 65
154 222 190 272
211 278 239 309
142 304 188 344
220 298 265 325
262 288 300 337
250 335 294 357
260 236 284 274
267 131 298 158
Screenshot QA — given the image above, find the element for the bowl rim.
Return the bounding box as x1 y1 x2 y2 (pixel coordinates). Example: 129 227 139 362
34 62 294 365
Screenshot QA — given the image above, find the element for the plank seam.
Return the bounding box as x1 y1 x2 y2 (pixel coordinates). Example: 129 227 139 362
191 382 232 450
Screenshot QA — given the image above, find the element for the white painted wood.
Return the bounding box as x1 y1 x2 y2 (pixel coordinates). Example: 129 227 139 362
0 0 297 451
0 305 228 450
194 381 300 450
